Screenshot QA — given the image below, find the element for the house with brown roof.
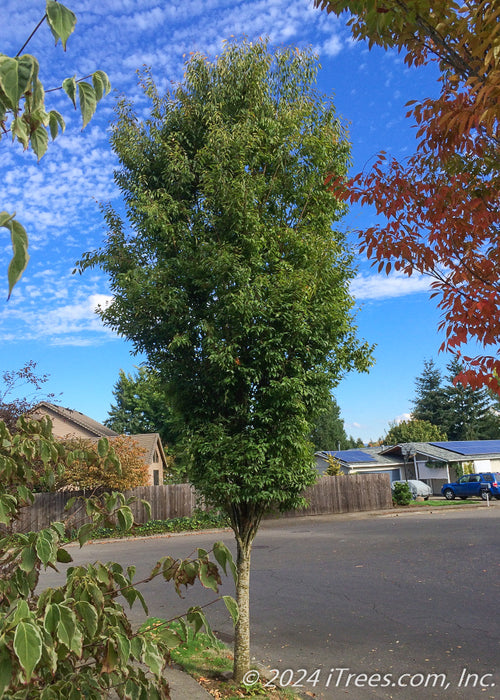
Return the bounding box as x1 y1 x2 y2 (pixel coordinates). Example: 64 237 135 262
32 402 167 486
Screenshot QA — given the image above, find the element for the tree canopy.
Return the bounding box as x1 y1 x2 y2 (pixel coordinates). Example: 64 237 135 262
411 358 449 430
310 394 363 450
79 38 372 681
316 0 500 392
2 1 110 297
105 367 180 448
384 418 446 445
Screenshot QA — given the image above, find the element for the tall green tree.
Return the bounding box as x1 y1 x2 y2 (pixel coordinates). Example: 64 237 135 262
411 358 499 439
443 358 499 440
105 367 180 449
411 359 448 430
79 39 372 681
310 395 348 450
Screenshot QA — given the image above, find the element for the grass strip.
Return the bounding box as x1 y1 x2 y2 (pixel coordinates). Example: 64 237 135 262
165 622 298 699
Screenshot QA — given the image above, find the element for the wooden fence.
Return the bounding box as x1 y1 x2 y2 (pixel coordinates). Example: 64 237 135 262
10 474 392 534
280 473 393 517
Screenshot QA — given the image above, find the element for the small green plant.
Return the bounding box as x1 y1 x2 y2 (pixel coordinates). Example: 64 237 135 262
392 481 412 506
64 508 230 543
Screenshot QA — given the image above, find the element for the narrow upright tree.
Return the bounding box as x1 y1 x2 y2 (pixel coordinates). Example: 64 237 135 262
79 39 372 681
411 359 448 431
310 395 348 450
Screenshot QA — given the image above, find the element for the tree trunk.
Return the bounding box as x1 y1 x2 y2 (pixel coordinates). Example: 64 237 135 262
233 535 253 683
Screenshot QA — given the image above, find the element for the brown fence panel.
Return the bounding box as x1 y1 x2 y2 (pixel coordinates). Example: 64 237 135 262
9 475 392 534
279 473 393 518
123 485 199 522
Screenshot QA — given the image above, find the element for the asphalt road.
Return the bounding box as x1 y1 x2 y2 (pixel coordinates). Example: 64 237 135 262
40 505 500 699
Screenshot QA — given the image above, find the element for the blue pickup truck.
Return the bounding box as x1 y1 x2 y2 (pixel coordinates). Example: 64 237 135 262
441 472 500 500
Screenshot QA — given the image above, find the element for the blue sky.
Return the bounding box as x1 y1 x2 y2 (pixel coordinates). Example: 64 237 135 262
1 0 455 443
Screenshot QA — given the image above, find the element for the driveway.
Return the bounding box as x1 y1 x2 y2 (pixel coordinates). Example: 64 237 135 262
40 505 500 699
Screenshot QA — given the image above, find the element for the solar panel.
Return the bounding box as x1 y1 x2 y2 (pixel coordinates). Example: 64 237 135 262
326 450 376 463
430 441 500 455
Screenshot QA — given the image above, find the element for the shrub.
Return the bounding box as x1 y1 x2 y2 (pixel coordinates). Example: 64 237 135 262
392 481 413 506
61 434 149 490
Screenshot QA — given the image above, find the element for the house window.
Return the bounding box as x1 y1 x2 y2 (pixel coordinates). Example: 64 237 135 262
153 470 160 486
153 450 159 463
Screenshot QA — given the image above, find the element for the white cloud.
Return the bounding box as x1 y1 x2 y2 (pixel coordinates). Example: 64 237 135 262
0 271 116 346
393 413 411 425
351 271 431 300
319 35 343 57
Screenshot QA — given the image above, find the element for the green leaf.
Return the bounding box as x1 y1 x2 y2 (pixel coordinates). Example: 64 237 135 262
213 541 237 584
39 438 52 465
62 76 77 108
186 607 204 634
78 81 97 129
10 115 29 148
0 494 17 525
12 599 30 625
142 638 164 677
20 545 36 573
43 603 61 634
92 70 111 101
31 125 49 160
0 643 13 696
48 110 65 140
198 561 219 592
0 211 29 300
56 547 72 563
0 55 34 110
223 595 239 626
75 601 98 638
140 498 152 521
77 522 94 547
115 632 131 664
13 621 42 681
97 436 109 458
46 1 77 50
56 605 79 653
50 521 65 538
117 506 134 531
36 532 55 566
187 607 216 644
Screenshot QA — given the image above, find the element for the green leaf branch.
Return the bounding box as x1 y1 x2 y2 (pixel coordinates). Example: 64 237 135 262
0 415 237 697
1 1 111 298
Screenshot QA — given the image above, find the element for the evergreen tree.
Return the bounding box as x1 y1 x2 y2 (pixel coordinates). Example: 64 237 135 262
310 395 348 450
444 358 499 440
105 367 181 448
411 358 500 440
411 359 448 432
345 435 365 448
